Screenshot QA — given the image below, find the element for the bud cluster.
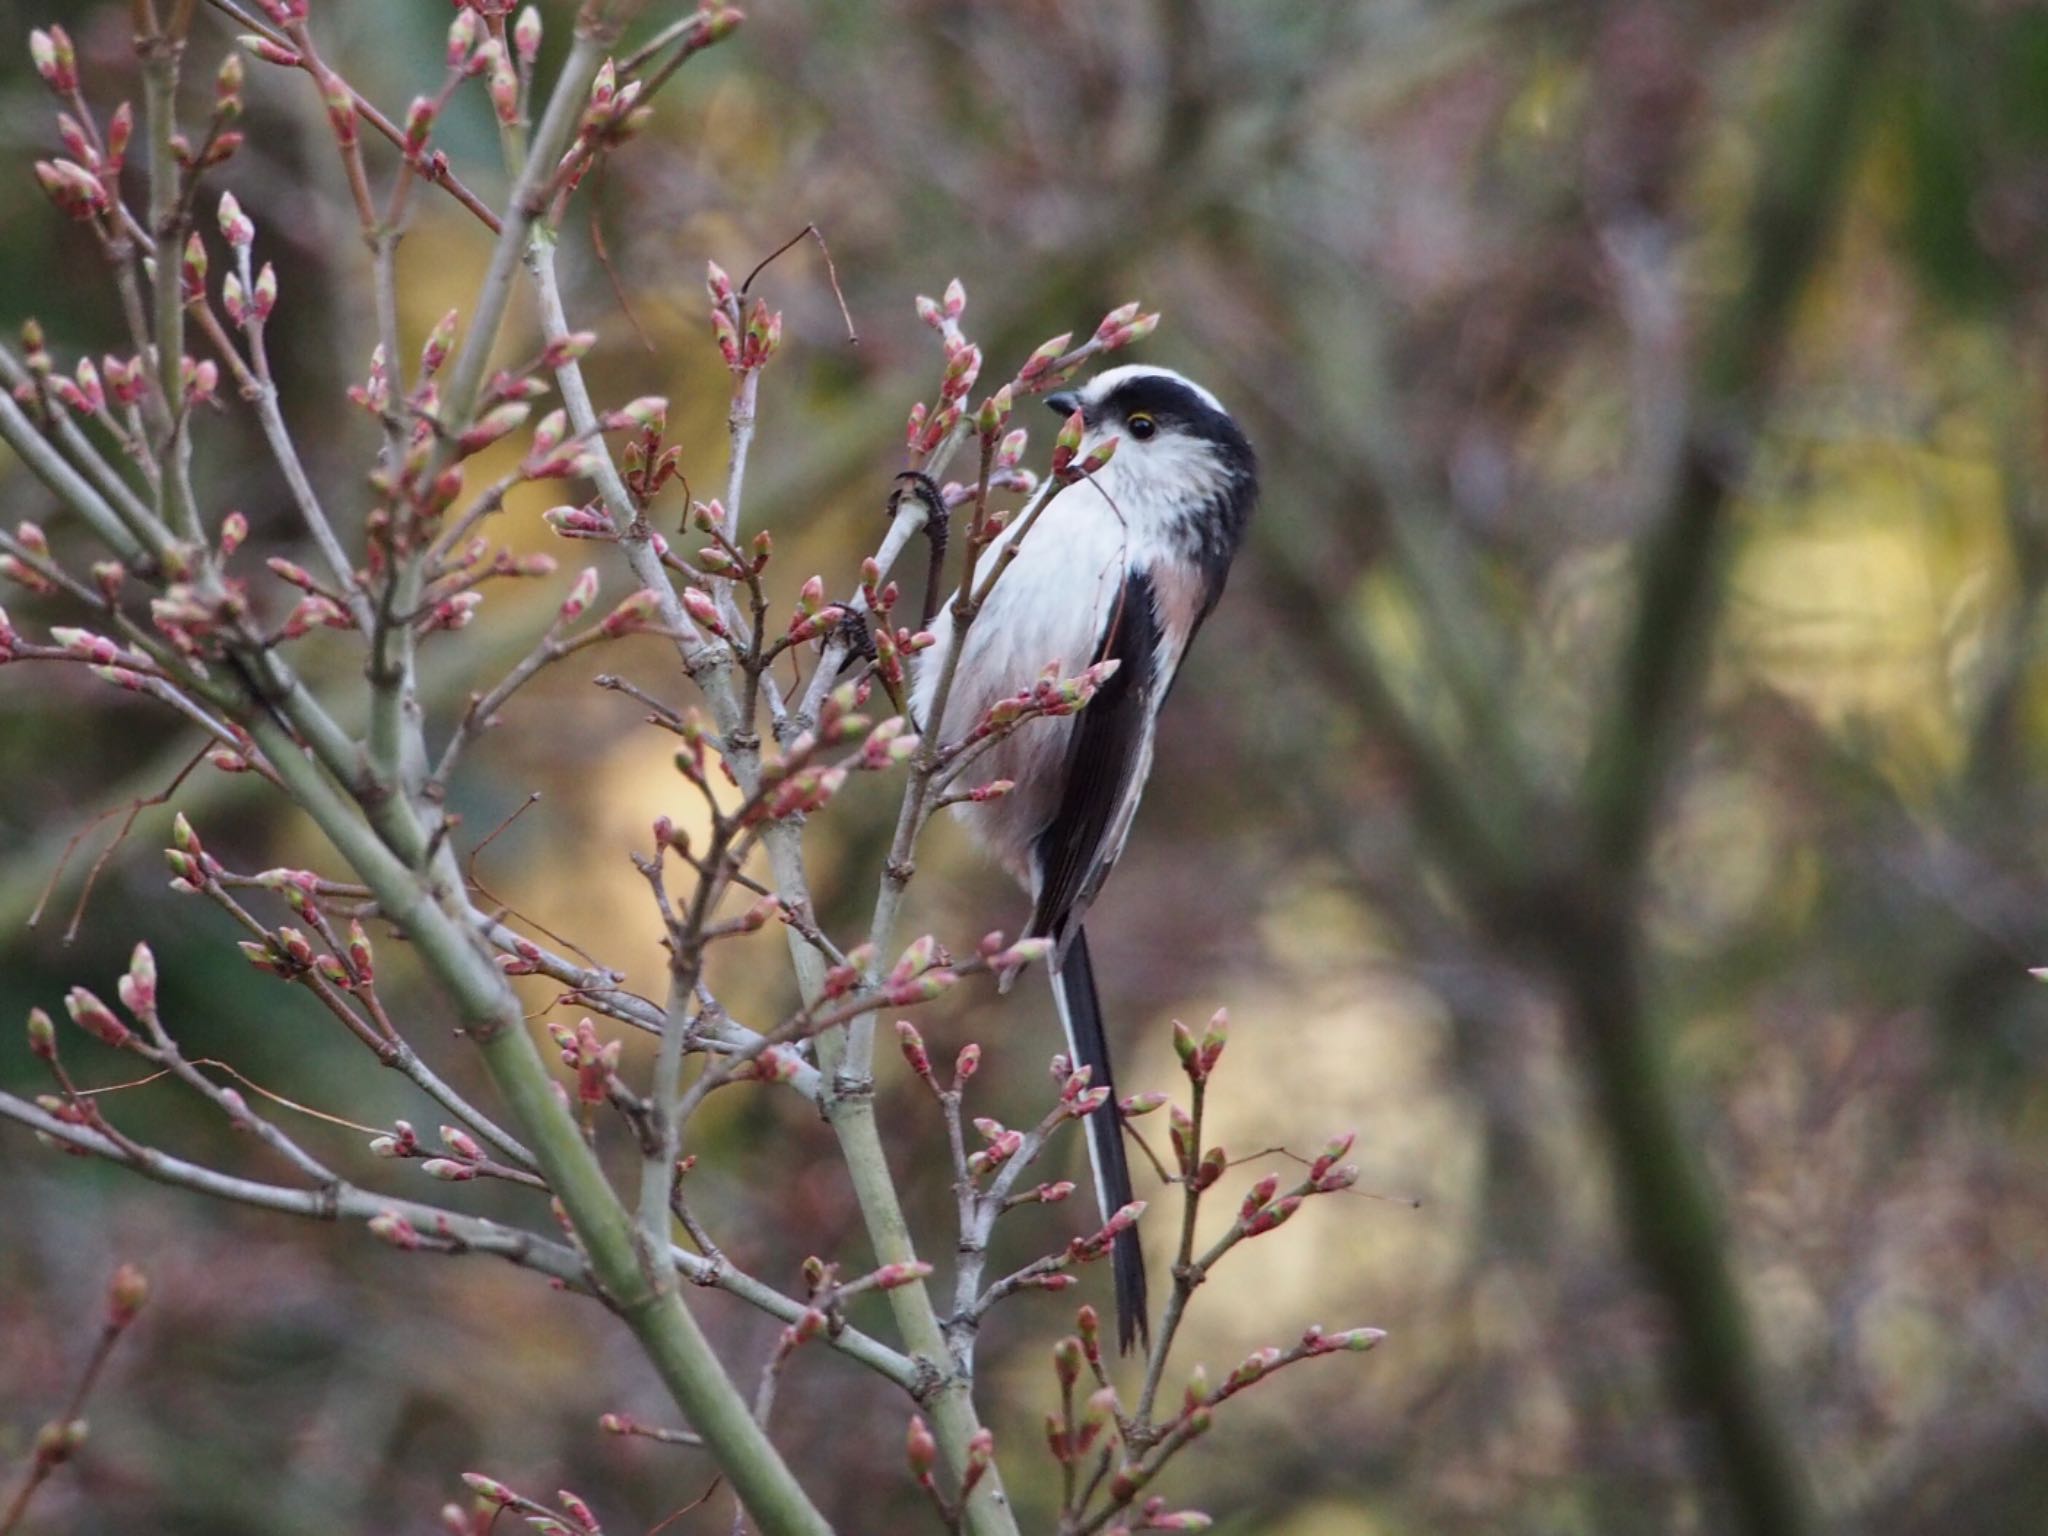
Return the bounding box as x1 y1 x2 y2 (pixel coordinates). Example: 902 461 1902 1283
547 1017 623 1106
947 658 1122 761
704 260 783 373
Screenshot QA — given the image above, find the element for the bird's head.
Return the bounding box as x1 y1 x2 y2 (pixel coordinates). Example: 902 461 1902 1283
1044 365 1257 549
1047 365 1253 489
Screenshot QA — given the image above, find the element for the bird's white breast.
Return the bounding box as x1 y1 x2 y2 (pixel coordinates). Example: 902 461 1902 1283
911 480 1131 881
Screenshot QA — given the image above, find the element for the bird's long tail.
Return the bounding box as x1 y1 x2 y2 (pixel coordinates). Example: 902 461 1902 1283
1050 926 1149 1353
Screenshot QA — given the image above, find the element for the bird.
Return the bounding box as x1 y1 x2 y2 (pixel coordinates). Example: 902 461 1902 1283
911 364 1258 1352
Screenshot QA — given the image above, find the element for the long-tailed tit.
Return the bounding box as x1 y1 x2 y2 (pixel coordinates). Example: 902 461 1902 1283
913 365 1258 1351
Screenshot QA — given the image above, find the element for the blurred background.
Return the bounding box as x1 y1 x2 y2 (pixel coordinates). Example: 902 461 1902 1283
5 0 2048 1532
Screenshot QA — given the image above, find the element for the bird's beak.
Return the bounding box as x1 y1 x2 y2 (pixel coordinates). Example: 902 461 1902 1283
1046 391 1081 419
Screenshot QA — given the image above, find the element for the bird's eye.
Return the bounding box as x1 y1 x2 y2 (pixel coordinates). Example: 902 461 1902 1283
1127 413 1158 441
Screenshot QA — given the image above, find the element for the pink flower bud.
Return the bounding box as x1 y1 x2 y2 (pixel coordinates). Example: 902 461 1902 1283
1053 1334 1082 1387
345 920 375 984
870 1261 933 1291
488 58 519 124
34 158 108 221
65 986 132 1049
1328 1326 1386 1352
51 627 118 663
993 936 1052 976
116 942 158 1019
1244 1195 1302 1238
239 940 282 975
29 28 77 94
1199 1008 1229 1070
459 1473 512 1506
57 116 96 168
184 357 220 407
446 8 481 66
422 592 482 632
106 1263 149 1329
1069 1201 1145 1262
1077 1384 1114 1450
0 558 53 597
889 933 941 985
513 7 542 65
706 259 735 306
968 1129 1024 1176
711 307 740 366
558 566 599 623
542 504 616 538
962 1426 994 1496
266 557 316 592
1311 1131 1357 1181
320 76 356 146
1168 1103 1198 1174
905 1415 937 1477
526 410 569 467
1051 407 1085 473
941 342 982 400
74 357 106 414
1078 436 1119 476
1313 1162 1359 1194
1017 332 1073 384
239 34 302 68
737 895 783 933
1124 312 1163 347
531 332 594 373
680 586 726 637
458 402 529 454
976 385 1013 436
205 50 242 112
1240 1174 1279 1222
215 192 254 250
951 1042 982 1084
598 395 666 433
212 512 248 562
26 1008 58 1061
105 105 133 171
895 1020 934 1082
741 300 781 367
1094 301 1141 342
439 1124 482 1161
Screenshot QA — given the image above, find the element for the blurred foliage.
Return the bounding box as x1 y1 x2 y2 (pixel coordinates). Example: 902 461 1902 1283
5 0 2048 1532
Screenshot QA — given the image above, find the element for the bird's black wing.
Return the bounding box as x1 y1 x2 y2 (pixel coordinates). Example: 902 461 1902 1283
1030 567 1163 1353
1029 568 1162 948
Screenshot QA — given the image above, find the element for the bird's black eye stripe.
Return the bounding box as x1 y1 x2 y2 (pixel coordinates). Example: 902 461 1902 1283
1097 375 1246 453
